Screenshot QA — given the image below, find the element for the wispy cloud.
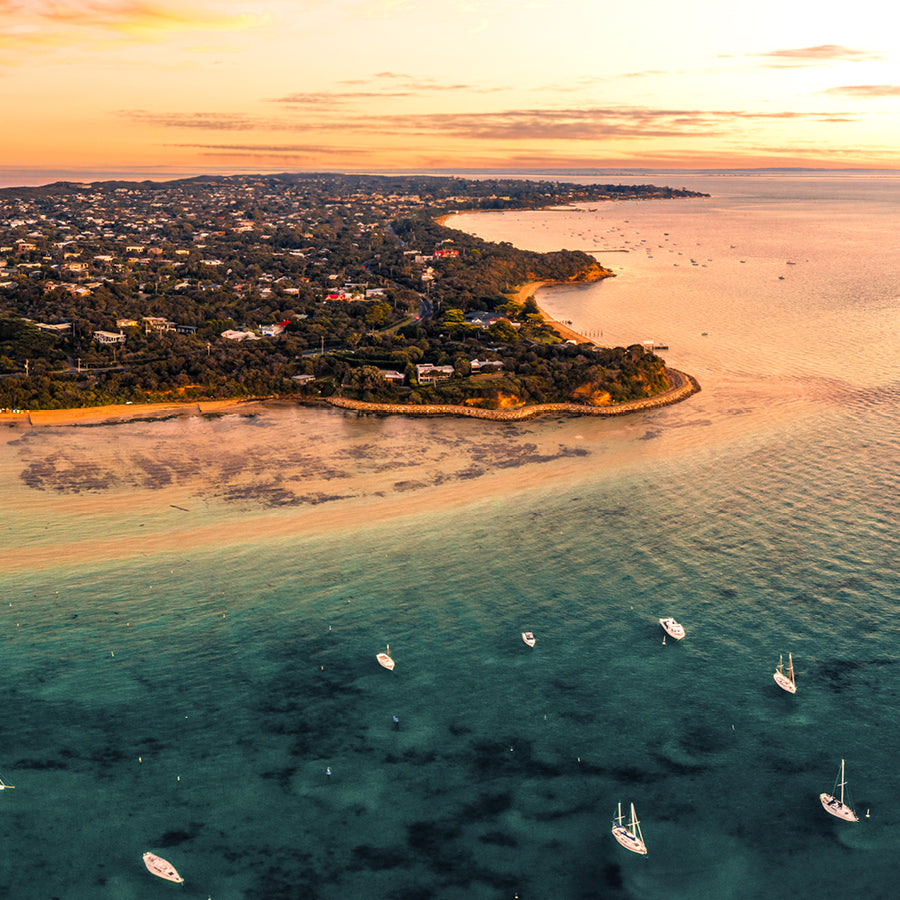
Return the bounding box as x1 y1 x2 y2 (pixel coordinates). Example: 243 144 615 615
121 103 861 144
366 106 859 141
751 45 886 67
118 110 264 130
819 84 900 98
268 73 494 106
0 0 262 61
37 1 262 34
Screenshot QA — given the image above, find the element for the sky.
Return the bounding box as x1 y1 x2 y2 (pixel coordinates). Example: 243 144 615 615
2 0 899 180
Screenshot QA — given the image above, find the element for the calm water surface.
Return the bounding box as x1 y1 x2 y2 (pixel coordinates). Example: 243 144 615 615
1 173 899 899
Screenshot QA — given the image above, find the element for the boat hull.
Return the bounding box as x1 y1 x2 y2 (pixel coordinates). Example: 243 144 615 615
819 793 858 822
659 618 685 640
376 653 395 670
143 852 184 883
611 825 647 855
773 672 796 693
522 632 535 647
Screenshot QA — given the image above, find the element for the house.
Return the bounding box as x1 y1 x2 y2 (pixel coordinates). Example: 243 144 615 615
378 369 406 385
142 316 173 333
465 312 509 328
36 322 72 336
221 329 260 341
415 364 454 384
470 358 503 373
93 330 125 344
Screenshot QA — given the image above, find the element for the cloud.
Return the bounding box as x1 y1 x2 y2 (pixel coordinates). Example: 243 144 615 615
0 0 262 60
752 45 885 67
117 104 862 143
361 106 860 141
819 84 900 98
118 110 268 130
267 91 418 106
167 143 373 163
38 1 262 34
268 75 491 106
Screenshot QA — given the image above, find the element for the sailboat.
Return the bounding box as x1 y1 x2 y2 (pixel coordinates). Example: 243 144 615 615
611 802 647 855
820 759 858 822
142 851 184 883
376 644 395 671
773 653 796 693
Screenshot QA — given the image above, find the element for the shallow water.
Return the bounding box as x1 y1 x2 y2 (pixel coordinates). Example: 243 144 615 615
1 173 899 899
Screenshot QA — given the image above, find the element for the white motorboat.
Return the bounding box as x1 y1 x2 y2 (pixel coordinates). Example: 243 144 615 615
659 617 685 640
522 632 536 647
820 759 858 822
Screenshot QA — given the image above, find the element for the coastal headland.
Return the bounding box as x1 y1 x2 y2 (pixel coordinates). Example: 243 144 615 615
0 174 704 422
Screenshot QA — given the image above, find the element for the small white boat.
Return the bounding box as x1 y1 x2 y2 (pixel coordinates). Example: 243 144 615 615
659 617 685 640
820 759 858 822
522 632 536 647
376 644 395 671
773 653 796 693
611 802 647 855
142 851 184 883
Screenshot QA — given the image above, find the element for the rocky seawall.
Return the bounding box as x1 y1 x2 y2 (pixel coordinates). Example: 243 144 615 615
327 368 700 421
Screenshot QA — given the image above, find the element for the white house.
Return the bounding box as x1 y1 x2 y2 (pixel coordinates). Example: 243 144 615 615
93 330 125 344
415 364 454 384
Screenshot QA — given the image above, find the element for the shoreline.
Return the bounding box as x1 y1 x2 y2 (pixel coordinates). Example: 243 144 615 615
0 398 259 428
326 367 699 420
0 365 700 429
510 279 600 344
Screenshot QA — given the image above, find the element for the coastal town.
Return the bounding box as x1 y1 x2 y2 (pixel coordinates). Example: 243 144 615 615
0 174 705 413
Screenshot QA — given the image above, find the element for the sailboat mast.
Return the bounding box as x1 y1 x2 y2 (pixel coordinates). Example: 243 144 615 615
788 654 794 683
839 759 845 805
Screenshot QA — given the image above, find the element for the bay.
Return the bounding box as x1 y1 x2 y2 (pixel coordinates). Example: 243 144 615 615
1 172 899 899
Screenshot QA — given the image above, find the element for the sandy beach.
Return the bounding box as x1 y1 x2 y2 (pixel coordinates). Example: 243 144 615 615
0 398 256 428
510 280 597 344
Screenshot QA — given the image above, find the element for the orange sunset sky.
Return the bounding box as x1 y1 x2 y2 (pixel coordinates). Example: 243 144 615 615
2 0 899 179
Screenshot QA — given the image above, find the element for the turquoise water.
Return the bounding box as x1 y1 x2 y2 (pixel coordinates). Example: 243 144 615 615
2 174 900 898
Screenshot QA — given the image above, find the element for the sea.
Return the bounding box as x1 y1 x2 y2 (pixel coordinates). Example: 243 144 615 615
1 171 899 899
